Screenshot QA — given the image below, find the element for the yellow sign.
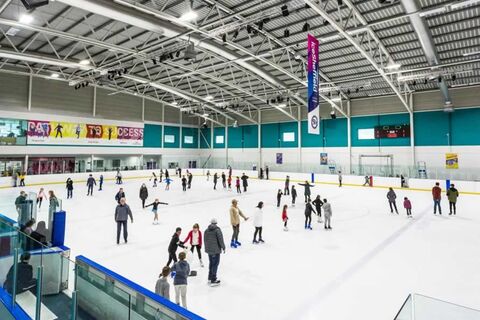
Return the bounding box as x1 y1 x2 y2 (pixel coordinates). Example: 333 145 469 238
445 153 458 169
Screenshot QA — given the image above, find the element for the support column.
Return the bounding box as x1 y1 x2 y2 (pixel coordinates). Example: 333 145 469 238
409 93 415 167
90 154 94 172
161 104 165 149
24 155 29 173
141 97 145 122
92 86 97 117
225 118 228 168
297 106 302 172
27 75 32 111
258 110 262 170
347 100 352 174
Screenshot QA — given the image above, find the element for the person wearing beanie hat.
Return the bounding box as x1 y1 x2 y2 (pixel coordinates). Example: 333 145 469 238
253 202 265 244
204 218 225 286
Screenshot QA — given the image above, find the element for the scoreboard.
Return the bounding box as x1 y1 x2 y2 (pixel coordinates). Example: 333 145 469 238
374 125 410 139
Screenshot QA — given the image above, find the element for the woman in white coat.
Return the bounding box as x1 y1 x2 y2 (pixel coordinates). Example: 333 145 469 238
252 201 264 244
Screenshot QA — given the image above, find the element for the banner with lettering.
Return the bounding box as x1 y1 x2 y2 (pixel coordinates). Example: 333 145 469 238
27 120 143 146
307 34 320 135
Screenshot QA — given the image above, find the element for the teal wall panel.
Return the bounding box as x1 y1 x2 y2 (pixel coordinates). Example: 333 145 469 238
243 125 259 148
227 126 243 148
213 127 226 148
200 127 211 149
261 122 298 148
301 120 323 147
163 126 180 148
414 111 450 146
182 127 199 148
451 108 480 145
323 118 348 147
351 114 410 147
143 124 162 148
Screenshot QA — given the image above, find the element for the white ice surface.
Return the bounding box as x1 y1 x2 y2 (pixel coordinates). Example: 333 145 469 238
1 176 479 320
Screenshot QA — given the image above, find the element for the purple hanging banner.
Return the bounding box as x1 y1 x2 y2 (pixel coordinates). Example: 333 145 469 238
307 34 320 135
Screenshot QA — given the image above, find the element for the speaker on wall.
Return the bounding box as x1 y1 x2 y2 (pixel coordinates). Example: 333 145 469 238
21 0 49 10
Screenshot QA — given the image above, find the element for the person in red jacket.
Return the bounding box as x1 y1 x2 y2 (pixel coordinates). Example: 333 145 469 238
282 204 289 231
403 197 412 218
183 223 203 267
432 182 442 215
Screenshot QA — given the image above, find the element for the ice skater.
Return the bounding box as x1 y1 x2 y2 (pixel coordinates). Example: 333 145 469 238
276 189 283 208
221 172 226 189
36 188 46 209
115 188 125 204
145 199 168 224
116 169 122 184
241 173 249 192
166 227 185 267
298 181 314 203
183 223 203 267
114 198 133 244
338 171 343 187
432 182 442 215
86 174 96 196
204 218 225 286
265 166 269 180
323 199 332 230
403 197 412 218
447 184 459 215
235 177 241 194
206 170 210 181
19 172 26 187
227 175 232 191
291 185 297 206
177 167 182 178
187 173 193 189
165 177 172 190
99 174 104 191
304 201 316 230
213 173 218 190
284 176 290 195
139 184 148 208
282 205 289 231
159 169 163 182
181 176 187 191
228 166 232 178
387 187 398 214
312 195 324 223
155 266 171 300
229 199 249 248
171 252 190 308
252 201 264 244
151 172 158 187
165 169 170 180
66 178 73 198
259 167 264 180
363 175 370 186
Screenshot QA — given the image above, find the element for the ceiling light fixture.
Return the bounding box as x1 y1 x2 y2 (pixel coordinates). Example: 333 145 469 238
79 59 90 65
385 63 402 70
205 95 213 101
463 50 480 57
180 10 198 21
284 29 290 37
19 14 34 24
50 73 59 78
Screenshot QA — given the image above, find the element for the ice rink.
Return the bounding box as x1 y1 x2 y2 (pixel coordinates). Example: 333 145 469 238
1 174 479 320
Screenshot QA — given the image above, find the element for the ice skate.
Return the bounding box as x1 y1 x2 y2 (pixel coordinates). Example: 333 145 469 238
283 226 289 231
252 240 259 244
200 260 204 267
235 241 242 247
209 280 221 287
230 240 237 248
259 239 265 243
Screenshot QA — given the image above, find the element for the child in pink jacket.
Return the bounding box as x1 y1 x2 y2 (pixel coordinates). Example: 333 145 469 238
403 197 412 218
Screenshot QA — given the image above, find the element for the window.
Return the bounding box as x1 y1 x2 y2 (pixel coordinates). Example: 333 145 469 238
184 136 193 144
164 135 175 143
112 159 121 168
358 128 375 140
283 132 295 142
0 118 27 145
215 135 224 144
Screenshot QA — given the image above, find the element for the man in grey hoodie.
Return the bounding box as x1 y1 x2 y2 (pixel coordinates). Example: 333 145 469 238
387 187 398 214
204 218 225 286
115 198 133 244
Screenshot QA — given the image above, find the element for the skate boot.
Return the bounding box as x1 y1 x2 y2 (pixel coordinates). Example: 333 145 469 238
230 240 237 248
259 239 265 243
305 223 308 229
235 241 242 247
252 240 259 244
283 226 289 231
308 224 312 230
200 260 204 267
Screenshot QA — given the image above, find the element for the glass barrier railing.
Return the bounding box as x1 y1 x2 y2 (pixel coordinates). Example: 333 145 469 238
395 293 480 320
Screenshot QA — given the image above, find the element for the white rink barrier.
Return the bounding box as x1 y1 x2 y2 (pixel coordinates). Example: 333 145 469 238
1 168 479 194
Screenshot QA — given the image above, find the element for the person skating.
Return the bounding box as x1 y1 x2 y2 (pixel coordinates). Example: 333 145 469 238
284 176 290 195
213 173 218 190
298 181 314 203
230 199 249 248
146 199 168 224
265 166 269 180
167 227 185 267
387 187 399 214
204 218 225 286
312 195 324 223
447 184 459 215
187 173 193 189
151 172 158 187
171 252 190 308
19 172 26 187
282 205 289 231
228 166 232 178
241 173 249 192
291 185 297 206
183 224 203 267
48 190 59 217
99 174 104 191
235 177 241 193
165 177 172 190
221 172 226 189
338 171 343 187
155 266 171 300
227 175 232 191
86 174 96 196
159 169 163 183
432 182 442 215
259 167 264 180
15 191 27 221
66 178 73 199
276 189 283 208
114 197 133 244
206 170 210 181
400 174 406 188
363 175 370 186
304 201 316 230
116 169 122 184
36 188 47 209
181 176 187 191
323 199 332 230
165 169 170 180
177 167 182 178
115 188 126 204
252 202 264 244
139 184 148 208
403 197 412 218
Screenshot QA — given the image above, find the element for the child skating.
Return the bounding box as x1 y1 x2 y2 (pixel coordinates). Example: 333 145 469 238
403 197 412 218
291 185 297 206
146 199 168 224
282 205 289 231
276 189 283 208
312 195 323 223
235 177 241 193
227 175 232 191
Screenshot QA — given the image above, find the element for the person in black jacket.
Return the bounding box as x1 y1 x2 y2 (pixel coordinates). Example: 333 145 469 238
304 201 316 230
86 174 96 196
265 166 269 180
146 199 168 224
139 184 148 208
4 253 36 295
291 185 297 206
284 176 290 195
165 169 169 180
241 173 249 192
221 172 226 189
181 176 187 191
276 189 283 208
167 227 185 267
115 188 125 204
312 195 324 223
66 178 74 199
187 173 193 189
213 173 218 190
298 181 314 203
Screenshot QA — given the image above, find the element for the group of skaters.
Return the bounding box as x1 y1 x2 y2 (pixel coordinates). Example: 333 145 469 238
207 166 250 193
385 182 460 217
11 171 27 187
